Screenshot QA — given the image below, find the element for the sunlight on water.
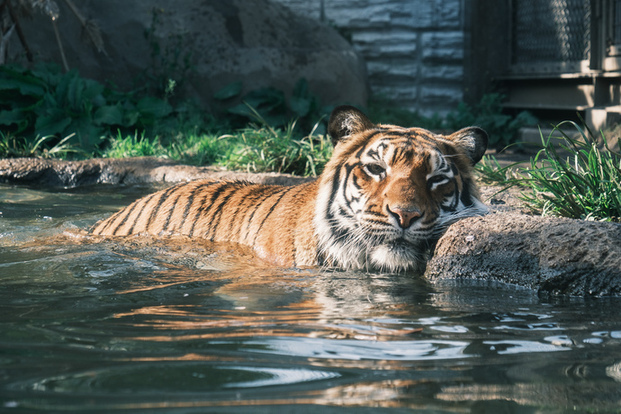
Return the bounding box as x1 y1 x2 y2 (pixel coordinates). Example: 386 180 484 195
2 183 621 412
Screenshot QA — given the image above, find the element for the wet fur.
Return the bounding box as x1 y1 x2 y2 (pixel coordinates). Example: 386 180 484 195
92 106 488 271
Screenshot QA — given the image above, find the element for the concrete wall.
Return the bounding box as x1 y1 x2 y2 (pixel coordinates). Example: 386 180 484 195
274 0 467 116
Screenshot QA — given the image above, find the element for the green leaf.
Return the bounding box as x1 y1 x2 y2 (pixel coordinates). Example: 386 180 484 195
0 66 46 96
292 78 309 98
0 108 28 126
289 96 311 118
136 96 172 118
213 81 243 101
243 87 285 112
81 79 105 103
227 103 254 117
35 108 72 137
65 71 82 110
93 105 123 125
70 117 104 150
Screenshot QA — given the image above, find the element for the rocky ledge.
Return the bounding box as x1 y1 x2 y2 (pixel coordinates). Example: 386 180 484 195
0 157 310 187
2 157 619 296
427 213 621 296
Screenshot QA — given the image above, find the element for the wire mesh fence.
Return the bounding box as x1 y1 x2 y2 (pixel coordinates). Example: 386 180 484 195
512 0 591 67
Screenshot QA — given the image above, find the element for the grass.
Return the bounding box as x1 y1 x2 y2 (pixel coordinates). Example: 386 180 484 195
0 132 82 159
475 154 523 185
476 122 621 222
100 120 332 177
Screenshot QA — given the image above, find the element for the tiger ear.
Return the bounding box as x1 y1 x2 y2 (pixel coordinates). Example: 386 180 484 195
327 105 375 147
446 127 488 165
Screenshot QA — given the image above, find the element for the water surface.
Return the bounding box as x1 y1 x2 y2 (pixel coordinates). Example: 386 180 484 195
2 183 621 413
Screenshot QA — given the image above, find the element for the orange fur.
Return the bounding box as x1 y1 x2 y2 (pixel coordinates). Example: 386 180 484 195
92 106 489 271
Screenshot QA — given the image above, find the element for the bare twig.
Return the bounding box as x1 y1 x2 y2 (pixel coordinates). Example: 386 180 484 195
61 0 106 55
0 23 15 64
6 0 33 61
51 18 68 71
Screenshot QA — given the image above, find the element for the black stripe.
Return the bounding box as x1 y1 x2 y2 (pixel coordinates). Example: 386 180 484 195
330 226 352 246
205 185 241 240
242 186 280 241
223 184 251 238
126 192 159 234
460 180 473 207
364 209 385 218
177 182 215 231
187 182 231 237
337 205 355 219
354 130 385 158
346 173 362 205
106 199 142 235
389 146 399 165
364 218 390 226
94 209 122 234
144 184 184 232
450 163 459 175
160 190 190 233
251 186 296 246
324 165 343 224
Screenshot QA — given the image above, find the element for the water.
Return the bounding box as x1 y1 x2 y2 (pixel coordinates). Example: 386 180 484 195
2 183 621 413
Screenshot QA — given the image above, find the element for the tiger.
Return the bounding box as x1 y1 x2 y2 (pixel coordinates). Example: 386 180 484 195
91 105 489 272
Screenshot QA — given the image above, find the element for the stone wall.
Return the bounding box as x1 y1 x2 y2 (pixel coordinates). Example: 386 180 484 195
274 0 466 116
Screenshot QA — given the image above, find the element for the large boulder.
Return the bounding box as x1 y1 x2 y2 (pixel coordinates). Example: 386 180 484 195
9 0 367 108
426 212 621 296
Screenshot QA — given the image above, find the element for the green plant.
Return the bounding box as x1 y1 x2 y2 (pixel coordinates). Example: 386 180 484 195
0 131 80 158
0 63 174 154
102 116 332 177
519 122 621 221
444 93 536 150
219 106 331 176
475 154 522 185
102 130 166 158
213 78 327 135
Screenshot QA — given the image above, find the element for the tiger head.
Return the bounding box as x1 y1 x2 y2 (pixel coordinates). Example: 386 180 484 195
314 105 489 272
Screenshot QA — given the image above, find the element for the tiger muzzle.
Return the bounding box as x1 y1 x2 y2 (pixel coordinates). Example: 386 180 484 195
386 205 422 229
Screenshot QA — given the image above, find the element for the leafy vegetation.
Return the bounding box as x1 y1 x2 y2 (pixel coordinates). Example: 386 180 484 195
519 123 621 221
476 122 621 222
443 94 537 150
475 154 522 185
213 78 327 134
0 63 174 153
101 120 331 177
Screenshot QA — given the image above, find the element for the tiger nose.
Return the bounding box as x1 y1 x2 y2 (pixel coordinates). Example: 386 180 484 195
386 205 422 229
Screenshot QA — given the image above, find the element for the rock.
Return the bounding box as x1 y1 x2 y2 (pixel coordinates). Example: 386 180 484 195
11 0 367 108
0 157 310 187
426 212 621 297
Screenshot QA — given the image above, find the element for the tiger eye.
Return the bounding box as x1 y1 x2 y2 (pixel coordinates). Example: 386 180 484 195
364 163 386 176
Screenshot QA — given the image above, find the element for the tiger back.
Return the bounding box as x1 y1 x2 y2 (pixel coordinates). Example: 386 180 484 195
91 105 489 271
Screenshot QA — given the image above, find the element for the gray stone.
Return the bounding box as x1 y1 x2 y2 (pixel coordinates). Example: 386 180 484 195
426 212 621 297
421 32 464 63
0 157 310 188
10 0 368 109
